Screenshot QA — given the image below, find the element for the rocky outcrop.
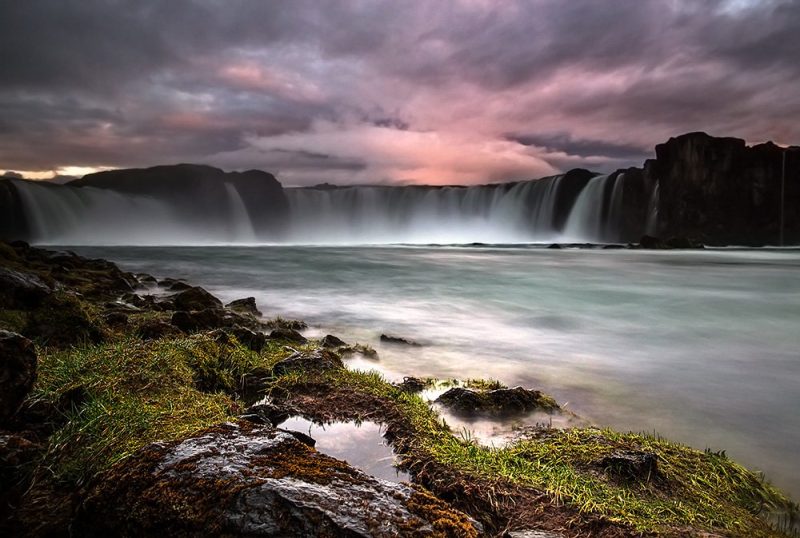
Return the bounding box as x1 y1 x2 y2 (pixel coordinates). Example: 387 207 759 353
0 331 37 422
72 421 479 537
435 387 559 418
644 132 800 245
0 180 29 241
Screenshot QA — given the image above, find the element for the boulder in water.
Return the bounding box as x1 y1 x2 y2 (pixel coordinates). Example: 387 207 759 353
320 334 347 348
225 297 262 317
435 386 559 418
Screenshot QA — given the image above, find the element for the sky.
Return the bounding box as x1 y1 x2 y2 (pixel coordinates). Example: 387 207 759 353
1 0 798 186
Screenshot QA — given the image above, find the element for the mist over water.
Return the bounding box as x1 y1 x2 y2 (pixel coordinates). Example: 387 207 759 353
68 245 800 499
13 174 641 245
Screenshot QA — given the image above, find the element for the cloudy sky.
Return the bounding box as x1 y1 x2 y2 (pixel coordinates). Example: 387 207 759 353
1 0 798 185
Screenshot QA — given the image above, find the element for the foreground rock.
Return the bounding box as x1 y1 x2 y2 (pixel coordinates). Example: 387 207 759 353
226 297 262 316
73 421 478 537
171 286 223 311
435 387 559 418
0 267 51 308
0 331 37 422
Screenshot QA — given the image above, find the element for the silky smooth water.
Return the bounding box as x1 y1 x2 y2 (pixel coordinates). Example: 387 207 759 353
68 245 800 498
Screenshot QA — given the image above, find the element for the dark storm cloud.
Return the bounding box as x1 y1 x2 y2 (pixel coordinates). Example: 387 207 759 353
0 0 797 183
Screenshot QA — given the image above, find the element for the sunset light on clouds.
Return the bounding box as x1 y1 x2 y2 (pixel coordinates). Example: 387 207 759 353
1 0 798 184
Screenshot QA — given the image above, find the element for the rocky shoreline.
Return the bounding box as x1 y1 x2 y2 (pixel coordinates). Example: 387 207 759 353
0 241 796 537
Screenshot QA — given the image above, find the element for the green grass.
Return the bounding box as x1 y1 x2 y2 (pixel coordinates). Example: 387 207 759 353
30 333 300 484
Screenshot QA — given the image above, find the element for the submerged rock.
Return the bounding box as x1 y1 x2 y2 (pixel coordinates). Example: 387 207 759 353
226 297 262 317
0 331 37 422
380 334 422 347
171 286 222 312
72 421 479 537
435 387 559 418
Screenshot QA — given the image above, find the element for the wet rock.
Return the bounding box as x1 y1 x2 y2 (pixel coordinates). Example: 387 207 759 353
72 421 478 537
158 277 190 291
240 402 294 426
0 331 37 422
380 334 421 347
271 350 343 377
136 319 179 341
171 286 222 312
435 387 559 418
397 377 429 393
268 327 307 344
226 297 262 317
171 309 225 333
598 450 658 482
547 243 562 249
227 326 267 352
135 273 157 285
0 267 51 308
320 334 347 348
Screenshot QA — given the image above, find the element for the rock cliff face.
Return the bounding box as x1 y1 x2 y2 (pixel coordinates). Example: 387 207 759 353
641 132 799 245
0 180 29 241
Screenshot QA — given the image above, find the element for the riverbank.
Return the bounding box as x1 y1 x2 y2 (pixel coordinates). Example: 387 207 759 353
0 240 796 537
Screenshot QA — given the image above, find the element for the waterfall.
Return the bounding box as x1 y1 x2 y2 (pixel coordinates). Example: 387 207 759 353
284 176 569 244
605 172 625 240
224 183 256 241
7 171 634 245
645 181 660 236
562 174 611 242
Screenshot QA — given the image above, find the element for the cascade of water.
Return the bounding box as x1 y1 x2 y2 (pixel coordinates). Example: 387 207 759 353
283 176 568 244
224 183 256 241
645 181 660 236
11 179 196 245
561 174 612 242
605 173 625 240
9 171 637 245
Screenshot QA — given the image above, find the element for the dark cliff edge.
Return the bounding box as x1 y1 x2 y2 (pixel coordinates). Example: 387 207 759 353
69 164 289 236
1 133 798 245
